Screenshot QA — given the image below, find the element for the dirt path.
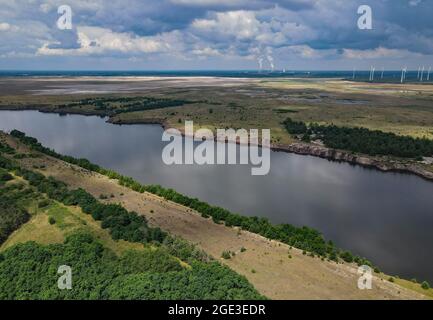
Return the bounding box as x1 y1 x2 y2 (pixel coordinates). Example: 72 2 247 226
2 133 427 300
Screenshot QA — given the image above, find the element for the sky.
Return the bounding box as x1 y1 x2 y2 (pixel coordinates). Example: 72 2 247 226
0 0 432 70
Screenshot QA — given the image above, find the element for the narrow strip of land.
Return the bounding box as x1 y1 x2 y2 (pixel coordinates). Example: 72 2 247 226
1 132 428 300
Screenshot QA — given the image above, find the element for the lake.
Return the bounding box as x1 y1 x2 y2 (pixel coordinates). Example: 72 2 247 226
1 110 432 283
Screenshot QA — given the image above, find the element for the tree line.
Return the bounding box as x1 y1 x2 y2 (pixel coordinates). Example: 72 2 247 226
0 233 262 300
16 168 167 245
283 118 433 159
56 96 192 116
9 130 373 266
0 183 31 245
0 154 263 300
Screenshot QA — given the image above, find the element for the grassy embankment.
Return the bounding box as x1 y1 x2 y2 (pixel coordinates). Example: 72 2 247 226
0 151 263 300
1 132 431 299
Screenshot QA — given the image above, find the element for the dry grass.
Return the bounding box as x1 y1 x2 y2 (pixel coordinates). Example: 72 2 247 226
1 210 65 250
0 195 146 256
2 132 429 300
2 77 433 143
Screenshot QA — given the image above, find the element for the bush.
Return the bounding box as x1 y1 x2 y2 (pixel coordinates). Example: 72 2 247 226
282 118 308 134
48 217 56 225
0 170 13 182
340 251 354 263
38 199 51 208
221 251 231 259
421 281 430 290
0 142 14 154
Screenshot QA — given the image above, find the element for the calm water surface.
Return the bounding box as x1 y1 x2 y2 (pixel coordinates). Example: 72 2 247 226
1 110 432 283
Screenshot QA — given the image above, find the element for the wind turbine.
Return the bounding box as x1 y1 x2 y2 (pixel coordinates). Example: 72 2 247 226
401 67 407 83
381 67 384 79
417 66 421 79
420 66 425 82
427 67 431 81
369 66 375 82
353 67 356 79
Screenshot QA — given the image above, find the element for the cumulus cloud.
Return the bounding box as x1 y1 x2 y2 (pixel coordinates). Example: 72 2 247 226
192 11 261 40
409 0 423 7
342 47 422 59
0 0 433 69
37 26 174 56
0 22 10 31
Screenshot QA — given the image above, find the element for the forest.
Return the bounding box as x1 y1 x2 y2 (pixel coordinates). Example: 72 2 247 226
283 118 433 158
0 153 263 300
56 96 192 116
0 233 262 300
0 181 31 245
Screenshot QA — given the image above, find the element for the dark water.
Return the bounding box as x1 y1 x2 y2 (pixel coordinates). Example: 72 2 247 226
1 110 433 283
0 70 431 83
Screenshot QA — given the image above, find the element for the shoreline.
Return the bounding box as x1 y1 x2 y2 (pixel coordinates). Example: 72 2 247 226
2 131 429 299
1 106 432 182
3 112 433 295
108 117 433 182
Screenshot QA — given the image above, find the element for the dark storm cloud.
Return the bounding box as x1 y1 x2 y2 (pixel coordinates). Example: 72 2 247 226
0 0 432 68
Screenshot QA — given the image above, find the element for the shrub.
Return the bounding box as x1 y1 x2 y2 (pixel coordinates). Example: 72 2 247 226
340 251 354 263
0 170 13 182
421 281 430 290
48 217 56 225
38 199 51 208
221 251 231 259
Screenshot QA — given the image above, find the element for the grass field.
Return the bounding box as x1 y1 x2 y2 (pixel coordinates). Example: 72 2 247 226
105 79 433 141
2 77 433 143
